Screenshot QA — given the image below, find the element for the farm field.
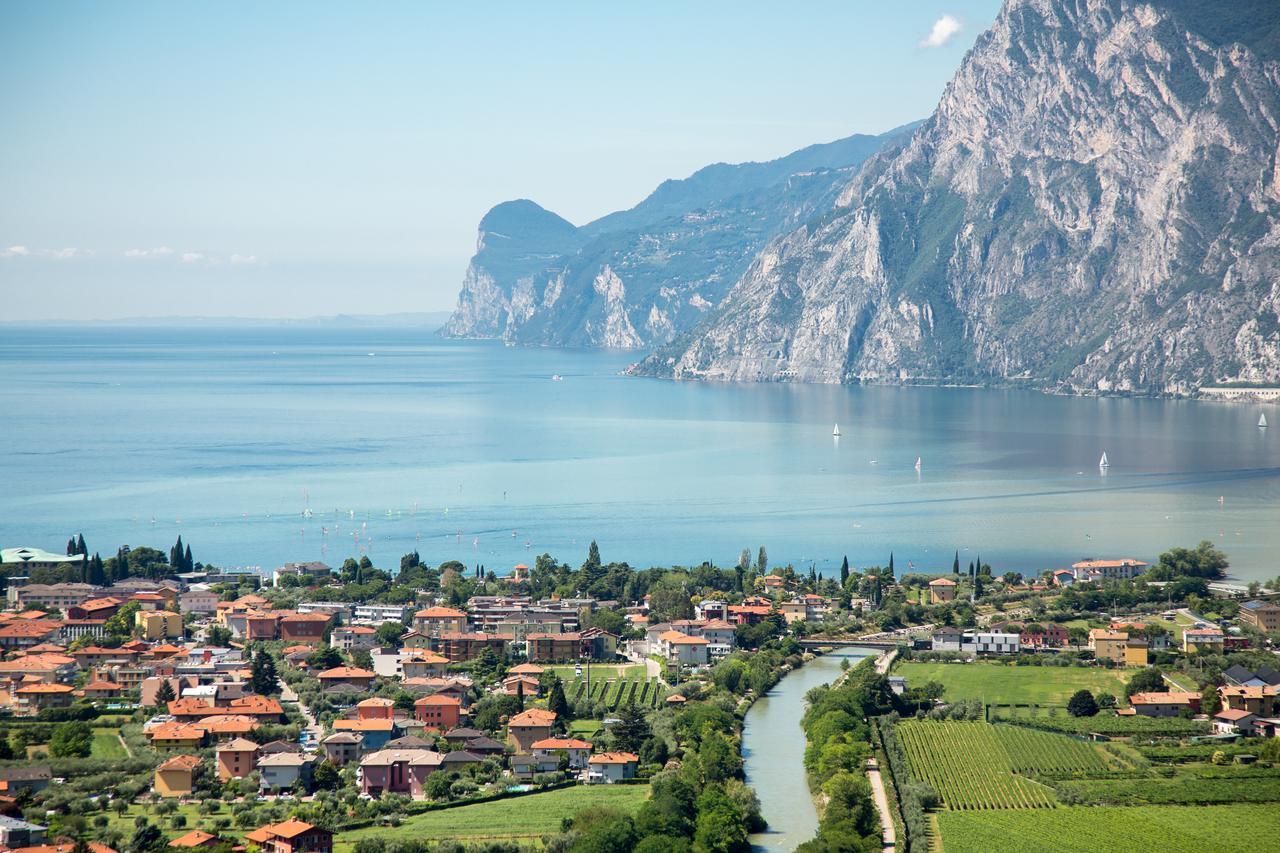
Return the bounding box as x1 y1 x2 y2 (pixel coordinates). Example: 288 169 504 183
544 664 646 681
565 675 665 710
336 785 650 849
897 721 1058 809
937 804 1280 852
988 708 1209 736
895 662 1130 706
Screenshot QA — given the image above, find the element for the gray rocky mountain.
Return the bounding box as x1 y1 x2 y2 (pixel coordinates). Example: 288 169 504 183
640 0 1280 394
441 126 916 347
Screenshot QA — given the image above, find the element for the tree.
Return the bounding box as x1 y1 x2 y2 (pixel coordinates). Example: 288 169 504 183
105 600 140 640
515 679 525 711
207 625 233 646
1067 689 1099 718
307 646 343 670
953 552 960 574
127 823 165 853
737 549 750 572
49 721 93 758
840 557 850 586
548 679 570 720
1150 541 1229 581
154 679 176 706
697 731 742 783
376 621 406 646
886 552 894 581
1124 667 1165 698
1201 685 1223 716
312 760 341 791
250 648 279 695
693 786 749 853
756 546 768 574
611 702 651 754
1096 693 1117 709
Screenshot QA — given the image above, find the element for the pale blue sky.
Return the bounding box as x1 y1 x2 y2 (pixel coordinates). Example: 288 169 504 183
0 2 1001 320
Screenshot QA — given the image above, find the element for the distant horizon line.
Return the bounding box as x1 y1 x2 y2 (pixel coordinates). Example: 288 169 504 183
0 309 456 328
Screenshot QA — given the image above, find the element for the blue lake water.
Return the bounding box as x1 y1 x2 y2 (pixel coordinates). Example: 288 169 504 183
2 327 1278 581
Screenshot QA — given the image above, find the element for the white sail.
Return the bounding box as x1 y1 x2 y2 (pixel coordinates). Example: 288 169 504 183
915 456 922 470
1260 413 1269 428
833 423 841 437
1099 452 1109 468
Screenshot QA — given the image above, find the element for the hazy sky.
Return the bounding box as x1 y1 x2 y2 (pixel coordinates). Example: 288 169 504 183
1 2 1001 321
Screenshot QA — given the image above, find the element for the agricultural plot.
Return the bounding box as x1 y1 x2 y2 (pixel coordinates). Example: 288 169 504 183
987 708 1208 737
1051 773 1280 806
897 721 1056 809
565 676 663 710
937 804 1280 853
895 662 1130 706
995 725 1108 775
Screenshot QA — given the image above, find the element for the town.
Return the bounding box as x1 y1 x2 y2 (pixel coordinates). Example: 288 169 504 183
0 537 1277 852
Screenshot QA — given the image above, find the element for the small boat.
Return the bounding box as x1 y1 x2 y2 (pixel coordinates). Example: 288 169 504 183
1261 413 1269 428
833 423 841 437
1099 452 1110 469
552 374 563 381
915 456 922 471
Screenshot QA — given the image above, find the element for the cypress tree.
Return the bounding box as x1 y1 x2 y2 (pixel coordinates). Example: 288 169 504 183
840 556 850 586
183 544 193 572
116 546 130 580
887 552 895 580
66 537 76 556
756 546 768 574
953 551 960 574
76 534 87 556
515 679 525 711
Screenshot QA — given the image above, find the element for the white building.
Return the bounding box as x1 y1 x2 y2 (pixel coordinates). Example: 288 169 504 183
975 632 1020 655
353 604 413 625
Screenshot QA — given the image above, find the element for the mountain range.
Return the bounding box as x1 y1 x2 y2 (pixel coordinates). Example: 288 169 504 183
449 0 1280 395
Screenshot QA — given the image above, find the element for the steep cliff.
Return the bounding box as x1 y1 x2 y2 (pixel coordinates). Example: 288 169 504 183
642 0 1280 393
442 127 916 347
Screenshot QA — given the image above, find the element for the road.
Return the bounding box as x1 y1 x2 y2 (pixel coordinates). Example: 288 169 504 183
280 677 323 745
866 757 897 852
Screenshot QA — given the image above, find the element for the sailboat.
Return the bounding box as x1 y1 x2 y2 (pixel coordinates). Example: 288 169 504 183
1260 413 1269 428
914 457 922 471
1099 451 1110 469
833 423 841 437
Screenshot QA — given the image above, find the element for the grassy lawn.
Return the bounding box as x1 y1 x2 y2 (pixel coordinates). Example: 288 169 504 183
104 803 226 841
895 662 1131 706
91 729 128 759
337 785 650 849
567 720 602 737
543 663 646 681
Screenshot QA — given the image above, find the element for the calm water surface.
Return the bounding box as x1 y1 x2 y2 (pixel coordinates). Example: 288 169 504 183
743 648 874 850
2 328 1278 579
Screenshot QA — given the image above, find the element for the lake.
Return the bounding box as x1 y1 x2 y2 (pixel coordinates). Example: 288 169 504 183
2 327 1277 580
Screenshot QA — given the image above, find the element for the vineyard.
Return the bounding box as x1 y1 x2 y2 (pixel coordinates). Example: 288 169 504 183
565 676 665 710
997 725 1109 775
936 804 1280 853
987 707 1209 737
897 721 1057 809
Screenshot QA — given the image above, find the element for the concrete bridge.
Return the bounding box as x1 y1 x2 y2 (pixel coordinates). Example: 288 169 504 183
799 638 902 649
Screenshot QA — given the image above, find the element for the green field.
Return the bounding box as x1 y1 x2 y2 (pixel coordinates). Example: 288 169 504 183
544 664 647 681
937 804 1280 852
898 721 1058 809
895 662 1130 706
91 729 127 759
337 785 649 848
565 675 665 710
988 708 1208 736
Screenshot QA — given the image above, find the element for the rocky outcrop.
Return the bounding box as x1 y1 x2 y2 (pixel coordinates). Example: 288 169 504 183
641 0 1280 393
442 127 916 348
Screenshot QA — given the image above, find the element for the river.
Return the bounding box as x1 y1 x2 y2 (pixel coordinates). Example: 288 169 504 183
743 648 876 850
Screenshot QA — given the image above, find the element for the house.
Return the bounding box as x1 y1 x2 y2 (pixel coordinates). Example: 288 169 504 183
1222 664 1280 688
332 626 379 651
1123 639 1149 667
332 718 398 750
0 816 47 848
431 632 510 662
136 611 183 641
1088 629 1129 663
1071 558 1148 579
357 749 443 798
400 651 450 679
257 752 314 793
531 737 593 769
0 767 50 796
412 607 468 637
779 594 830 624
1183 628 1225 654
1018 623 1069 648
1213 708 1258 736
928 578 957 604
13 683 75 716
507 708 556 753
1219 685 1280 717
279 613 332 644
272 562 334 587
320 732 361 766
974 632 1020 655
586 752 639 783
81 678 123 699
930 630 966 653
1129 691 1200 717
66 597 123 621
215 737 259 781
147 722 207 751
1051 569 1077 587
1238 599 1280 632
355 697 396 720
178 590 219 614
316 666 376 689
441 749 485 772
0 620 63 650
244 820 333 853
502 675 541 697
170 830 233 849
658 631 709 666
153 755 201 797
725 604 772 626
414 694 462 731
509 752 561 779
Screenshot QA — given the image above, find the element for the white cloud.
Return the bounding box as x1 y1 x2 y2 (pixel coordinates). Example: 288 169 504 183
49 247 79 260
921 14 962 48
1 245 30 257
230 254 257 265
124 246 174 258
181 252 205 263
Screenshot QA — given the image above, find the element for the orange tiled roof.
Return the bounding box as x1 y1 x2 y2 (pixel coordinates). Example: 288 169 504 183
157 754 202 771
509 708 556 727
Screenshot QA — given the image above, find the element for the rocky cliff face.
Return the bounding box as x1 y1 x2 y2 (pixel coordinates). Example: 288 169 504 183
442 128 915 348
641 0 1280 393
